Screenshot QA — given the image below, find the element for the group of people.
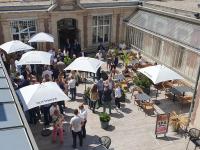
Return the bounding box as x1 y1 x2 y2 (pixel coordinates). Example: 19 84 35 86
88 76 123 115
48 102 87 149
0 40 135 148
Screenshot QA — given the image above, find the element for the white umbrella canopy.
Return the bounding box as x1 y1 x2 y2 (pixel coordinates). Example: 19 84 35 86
0 40 34 54
64 57 105 73
138 65 184 84
17 51 52 65
28 32 54 43
17 82 70 111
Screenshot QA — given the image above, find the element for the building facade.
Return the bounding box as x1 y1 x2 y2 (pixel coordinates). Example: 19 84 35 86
0 0 139 50
126 3 200 85
125 0 200 129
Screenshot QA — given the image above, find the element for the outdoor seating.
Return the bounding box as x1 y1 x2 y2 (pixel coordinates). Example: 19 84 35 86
131 86 143 99
154 83 164 98
141 102 155 115
186 128 200 150
178 95 192 107
165 92 174 100
99 136 111 149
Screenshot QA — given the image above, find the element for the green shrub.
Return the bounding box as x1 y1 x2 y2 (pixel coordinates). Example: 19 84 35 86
99 112 111 122
134 73 152 89
64 56 72 65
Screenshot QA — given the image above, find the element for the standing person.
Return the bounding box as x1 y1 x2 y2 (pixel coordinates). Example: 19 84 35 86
90 84 99 113
42 66 53 81
52 110 64 144
114 84 122 109
96 50 103 61
97 78 104 107
56 58 66 73
51 109 64 144
73 39 81 57
42 104 51 126
56 75 67 114
107 76 115 91
102 84 112 114
68 76 77 100
106 50 112 71
70 109 83 149
65 38 71 57
79 104 87 138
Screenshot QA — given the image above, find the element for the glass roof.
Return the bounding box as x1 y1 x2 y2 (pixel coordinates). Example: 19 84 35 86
0 103 22 129
0 89 14 103
0 58 38 150
0 68 5 77
128 10 200 50
0 128 33 150
0 78 9 88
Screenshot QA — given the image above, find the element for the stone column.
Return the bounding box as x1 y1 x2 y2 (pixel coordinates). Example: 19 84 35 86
0 18 5 44
87 15 92 48
44 18 51 50
111 14 117 44
116 14 120 44
2 21 11 42
83 15 88 49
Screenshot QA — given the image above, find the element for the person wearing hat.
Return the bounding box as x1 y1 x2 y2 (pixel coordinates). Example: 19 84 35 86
102 83 112 114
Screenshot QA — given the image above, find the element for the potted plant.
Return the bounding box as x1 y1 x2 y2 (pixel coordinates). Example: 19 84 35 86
169 111 188 132
134 73 152 94
99 112 111 129
64 56 72 66
120 50 130 67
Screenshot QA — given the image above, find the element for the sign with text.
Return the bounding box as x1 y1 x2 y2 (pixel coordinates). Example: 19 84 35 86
155 114 170 136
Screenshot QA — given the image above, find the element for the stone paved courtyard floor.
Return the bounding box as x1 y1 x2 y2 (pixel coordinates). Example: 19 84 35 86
30 64 195 150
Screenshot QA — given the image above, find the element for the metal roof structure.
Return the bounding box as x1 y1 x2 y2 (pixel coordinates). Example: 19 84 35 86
127 10 200 50
0 57 38 150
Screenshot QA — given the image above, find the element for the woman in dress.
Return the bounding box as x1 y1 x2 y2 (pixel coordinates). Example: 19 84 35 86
90 84 99 113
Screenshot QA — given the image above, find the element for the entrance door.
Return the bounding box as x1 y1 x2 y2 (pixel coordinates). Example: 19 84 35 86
57 18 78 49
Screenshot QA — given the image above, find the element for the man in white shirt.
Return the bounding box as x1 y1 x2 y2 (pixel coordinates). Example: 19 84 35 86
42 66 53 80
96 50 103 60
68 76 76 100
119 41 126 50
70 109 83 149
79 104 87 138
115 84 122 108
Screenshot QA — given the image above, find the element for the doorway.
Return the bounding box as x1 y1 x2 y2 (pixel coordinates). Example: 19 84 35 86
57 18 79 49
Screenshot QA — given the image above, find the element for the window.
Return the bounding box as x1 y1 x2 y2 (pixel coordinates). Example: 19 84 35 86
126 27 143 50
10 20 37 47
92 15 112 44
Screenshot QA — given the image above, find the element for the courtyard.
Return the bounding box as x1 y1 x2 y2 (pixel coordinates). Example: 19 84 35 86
30 63 195 150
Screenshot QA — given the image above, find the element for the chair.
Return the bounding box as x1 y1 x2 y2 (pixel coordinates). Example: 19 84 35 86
131 86 143 99
165 92 174 100
162 81 173 98
186 128 200 150
154 83 164 98
141 102 155 115
178 96 192 108
99 136 111 149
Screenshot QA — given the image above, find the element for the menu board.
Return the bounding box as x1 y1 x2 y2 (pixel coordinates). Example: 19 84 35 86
155 114 170 137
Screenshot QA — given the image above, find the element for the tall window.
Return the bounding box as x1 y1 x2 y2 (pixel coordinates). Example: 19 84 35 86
10 20 37 46
92 15 112 44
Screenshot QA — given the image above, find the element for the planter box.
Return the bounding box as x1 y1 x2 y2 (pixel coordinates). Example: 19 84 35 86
101 121 109 129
